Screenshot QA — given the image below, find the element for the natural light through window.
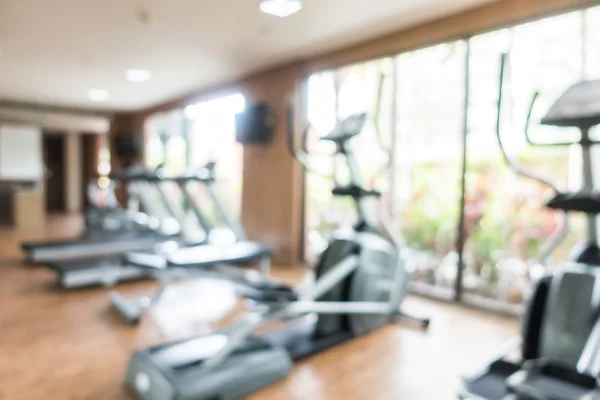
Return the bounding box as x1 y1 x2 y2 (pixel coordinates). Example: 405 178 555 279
185 93 246 220
305 5 600 312
184 93 246 120
145 92 246 222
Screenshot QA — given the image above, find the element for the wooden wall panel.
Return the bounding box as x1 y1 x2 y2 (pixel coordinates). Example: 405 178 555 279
13 189 45 232
109 113 146 171
109 113 145 205
64 134 83 213
239 64 304 265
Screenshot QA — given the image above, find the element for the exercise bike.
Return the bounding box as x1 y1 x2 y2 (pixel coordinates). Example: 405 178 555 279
123 110 429 400
460 54 600 400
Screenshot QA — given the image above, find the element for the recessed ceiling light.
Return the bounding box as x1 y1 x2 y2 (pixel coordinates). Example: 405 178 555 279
259 0 302 17
125 68 152 82
88 88 110 102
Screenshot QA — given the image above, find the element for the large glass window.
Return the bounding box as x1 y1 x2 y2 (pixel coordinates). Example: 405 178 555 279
463 12 593 309
304 5 600 311
395 42 467 298
184 93 245 219
305 61 393 261
146 110 187 175
144 94 245 233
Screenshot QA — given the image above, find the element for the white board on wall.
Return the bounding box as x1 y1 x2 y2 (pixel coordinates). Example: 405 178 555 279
0 124 43 181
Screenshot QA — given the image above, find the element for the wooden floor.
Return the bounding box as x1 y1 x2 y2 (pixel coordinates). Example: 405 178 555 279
0 215 519 400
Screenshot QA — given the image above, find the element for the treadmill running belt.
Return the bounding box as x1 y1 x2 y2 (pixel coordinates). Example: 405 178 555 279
167 241 272 267
22 230 165 249
46 256 123 271
23 232 173 263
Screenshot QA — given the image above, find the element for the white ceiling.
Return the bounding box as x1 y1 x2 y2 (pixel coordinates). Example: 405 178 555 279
0 0 493 112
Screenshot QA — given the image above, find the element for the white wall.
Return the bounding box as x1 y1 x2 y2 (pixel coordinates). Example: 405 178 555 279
0 106 110 134
0 124 43 181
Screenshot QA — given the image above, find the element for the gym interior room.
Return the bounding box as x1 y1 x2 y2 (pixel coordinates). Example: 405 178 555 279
2 0 600 399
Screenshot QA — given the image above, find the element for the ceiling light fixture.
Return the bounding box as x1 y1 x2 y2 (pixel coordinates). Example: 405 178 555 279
87 88 110 102
126 68 152 82
259 0 302 17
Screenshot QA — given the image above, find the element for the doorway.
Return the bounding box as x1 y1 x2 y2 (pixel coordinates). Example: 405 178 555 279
43 134 66 212
0 190 13 226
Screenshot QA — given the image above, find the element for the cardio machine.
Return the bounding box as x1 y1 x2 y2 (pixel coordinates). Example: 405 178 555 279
461 55 600 400
123 111 429 400
84 177 149 233
20 165 178 265
108 164 273 324
31 163 266 290
48 167 204 289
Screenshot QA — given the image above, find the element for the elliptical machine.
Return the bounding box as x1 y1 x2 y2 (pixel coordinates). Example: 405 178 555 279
461 54 600 400
123 111 429 400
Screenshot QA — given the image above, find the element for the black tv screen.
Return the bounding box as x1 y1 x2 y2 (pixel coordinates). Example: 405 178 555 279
113 134 142 159
235 103 273 145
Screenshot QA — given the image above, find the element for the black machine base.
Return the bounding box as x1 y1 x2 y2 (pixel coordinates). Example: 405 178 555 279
263 318 354 361
461 360 521 400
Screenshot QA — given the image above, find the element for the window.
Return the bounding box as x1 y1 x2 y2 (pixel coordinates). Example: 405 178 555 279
463 12 591 309
305 60 393 260
395 41 467 299
146 110 187 175
304 5 600 311
144 93 245 230
184 93 246 220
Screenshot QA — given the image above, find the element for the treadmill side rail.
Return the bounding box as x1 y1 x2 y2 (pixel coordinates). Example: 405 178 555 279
24 234 172 264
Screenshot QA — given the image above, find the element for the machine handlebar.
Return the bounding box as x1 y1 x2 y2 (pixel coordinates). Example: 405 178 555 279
495 53 561 193
524 92 597 147
286 71 390 183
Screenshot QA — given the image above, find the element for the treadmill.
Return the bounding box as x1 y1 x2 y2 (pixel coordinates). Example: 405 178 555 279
42 164 264 289
21 167 179 264
25 167 201 289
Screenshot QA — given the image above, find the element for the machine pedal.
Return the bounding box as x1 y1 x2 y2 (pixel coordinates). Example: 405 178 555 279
110 292 144 325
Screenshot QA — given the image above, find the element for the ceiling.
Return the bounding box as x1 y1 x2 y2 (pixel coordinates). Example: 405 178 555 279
0 0 493 112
